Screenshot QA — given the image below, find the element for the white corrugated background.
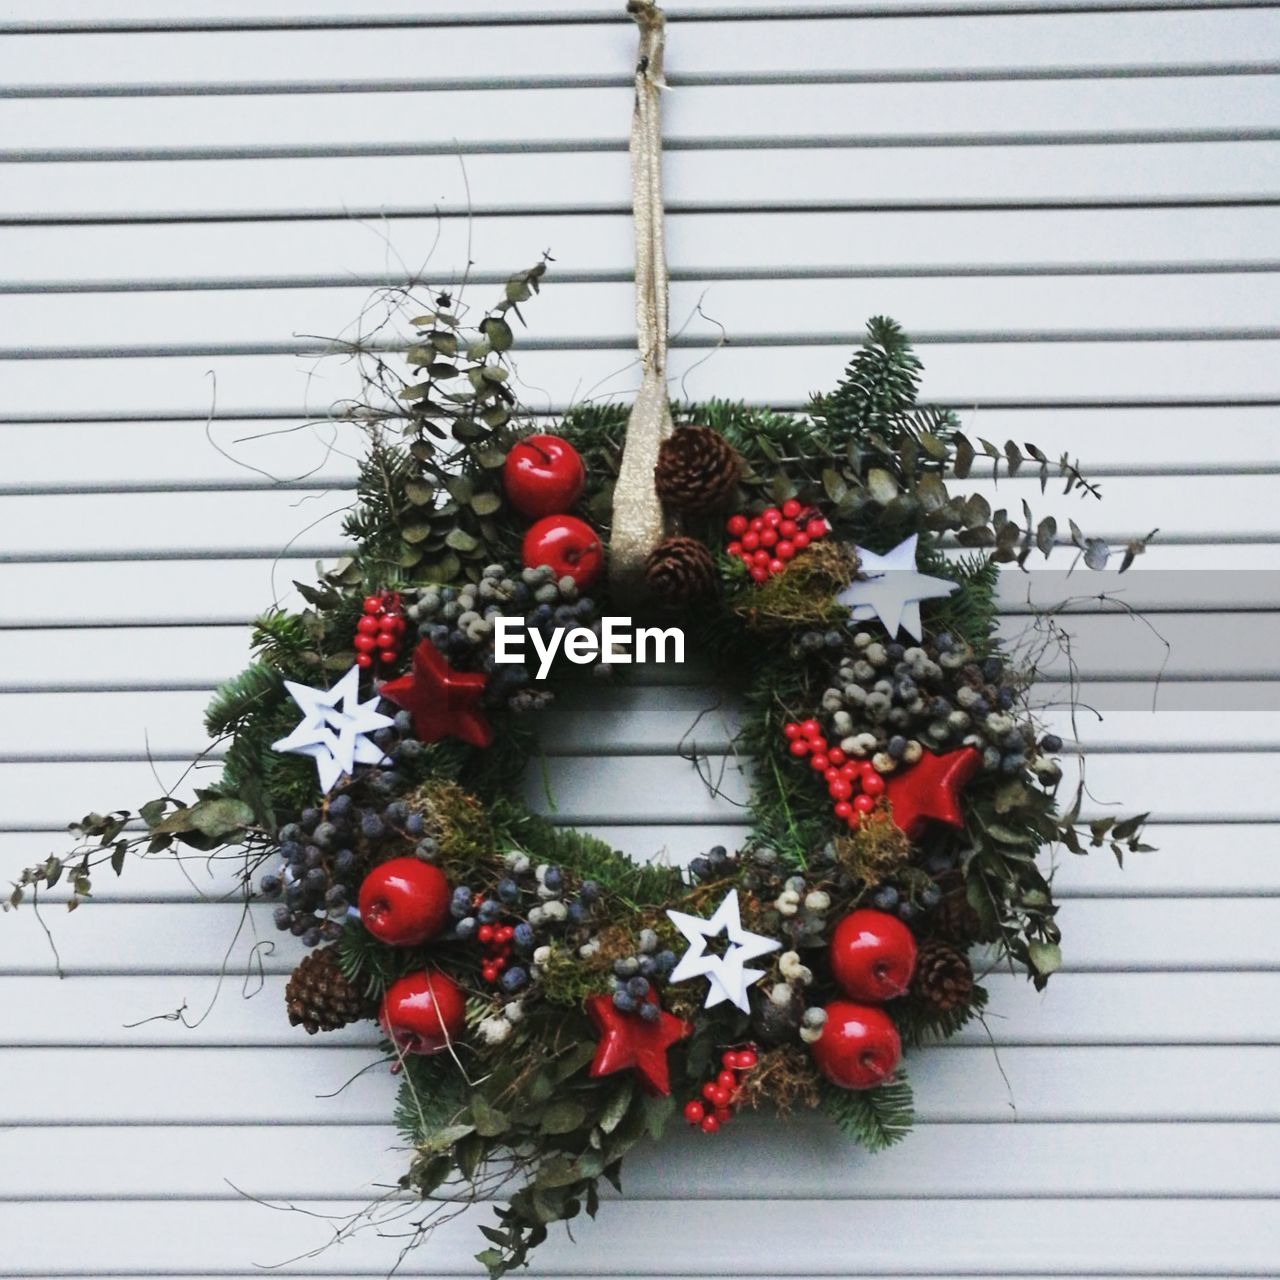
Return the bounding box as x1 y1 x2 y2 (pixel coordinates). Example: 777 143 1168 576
2 1 1279 1275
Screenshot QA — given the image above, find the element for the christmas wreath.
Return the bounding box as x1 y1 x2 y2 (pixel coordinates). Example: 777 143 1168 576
6 5 1152 1275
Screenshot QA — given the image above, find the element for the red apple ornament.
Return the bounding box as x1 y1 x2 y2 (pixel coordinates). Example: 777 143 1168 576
358 857 450 947
829 908 918 1002
503 433 585 518
810 1000 902 1090
380 970 466 1056
522 514 604 589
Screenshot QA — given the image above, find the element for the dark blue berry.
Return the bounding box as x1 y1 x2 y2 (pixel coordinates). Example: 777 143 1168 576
497 878 520 905
542 867 564 893
872 885 899 911
477 899 501 923
272 905 291 930
1040 734 1063 754
920 884 942 908
638 955 657 977
327 795 352 819
360 812 384 841
454 917 477 940
655 950 677 975
638 1001 660 1023
500 966 529 993
689 857 711 882
299 808 319 831
334 849 357 877
260 873 281 897
579 880 600 903
514 923 535 951
567 901 587 925
626 976 650 1000
612 990 637 1013
278 823 301 843
404 813 425 837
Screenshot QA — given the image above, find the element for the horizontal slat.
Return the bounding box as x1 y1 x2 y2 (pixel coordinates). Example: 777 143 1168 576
5 142 1277 222
4 1045 1277 1123
5 210 1273 285
6 78 1279 156
8 274 1280 357
0 737 1265 823
1 898 1273 975
3 12 1276 92
5 544 1280 629
3 408 1280 497
3 341 1280 422
4 474 1277 557
1 820 1265 901
0 1196 1276 1274
3 973 1277 1047
3 1121 1278 1200
0 609 1268 692
5 0 1274 30
7 684 1280 765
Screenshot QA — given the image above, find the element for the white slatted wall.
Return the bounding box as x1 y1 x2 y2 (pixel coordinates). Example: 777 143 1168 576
2 1 1279 1276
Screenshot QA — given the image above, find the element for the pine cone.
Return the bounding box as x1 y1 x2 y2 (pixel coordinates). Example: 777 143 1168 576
933 889 985 946
911 940 974 1013
645 536 718 605
654 426 741 513
285 945 372 1035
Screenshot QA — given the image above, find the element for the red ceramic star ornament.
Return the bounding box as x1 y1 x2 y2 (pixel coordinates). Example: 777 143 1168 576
586 992 691 1096
885 745 982 839
380 639 493 749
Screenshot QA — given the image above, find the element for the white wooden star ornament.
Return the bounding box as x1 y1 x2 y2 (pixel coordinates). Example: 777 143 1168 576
271 665 394 792
666 888 781 1013
836 533 958 642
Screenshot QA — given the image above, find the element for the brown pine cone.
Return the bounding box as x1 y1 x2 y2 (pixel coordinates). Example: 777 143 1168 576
933 888 986 946
911 940 974 1013
645 535 718 605
654 426 741 513
285 945 373 1035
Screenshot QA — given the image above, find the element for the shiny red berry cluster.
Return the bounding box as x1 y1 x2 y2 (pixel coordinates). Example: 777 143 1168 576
476 920 516 985
725 499 829 584
354 593 406 670
783 719 887 829
682 1046 759 1134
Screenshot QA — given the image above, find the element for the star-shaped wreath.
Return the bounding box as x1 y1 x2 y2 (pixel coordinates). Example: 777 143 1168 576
666 888 781 1013
271 664 393 792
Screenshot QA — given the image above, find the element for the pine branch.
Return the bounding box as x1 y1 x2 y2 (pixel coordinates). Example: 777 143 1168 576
895 985 989 1049
819 1071 914 1151
394 1051 469 1145
203 663 284 737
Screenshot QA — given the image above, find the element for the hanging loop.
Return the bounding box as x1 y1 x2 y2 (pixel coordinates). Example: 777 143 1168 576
608 0 675 594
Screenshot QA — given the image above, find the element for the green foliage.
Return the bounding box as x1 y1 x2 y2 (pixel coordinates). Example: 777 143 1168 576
925 551 1001 654
394 1049 469 1145
819 1071 915 1151
490 801 686 908
894 984 989 1048
203 663 284 737
813 315 925 449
